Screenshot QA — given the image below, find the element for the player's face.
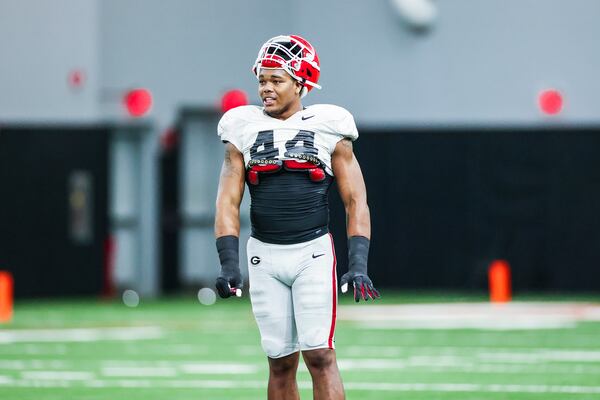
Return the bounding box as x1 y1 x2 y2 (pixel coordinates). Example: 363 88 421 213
258 68 302 120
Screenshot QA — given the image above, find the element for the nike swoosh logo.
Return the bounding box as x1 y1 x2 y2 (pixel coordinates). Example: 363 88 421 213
302 115 315 120
312 253 325 259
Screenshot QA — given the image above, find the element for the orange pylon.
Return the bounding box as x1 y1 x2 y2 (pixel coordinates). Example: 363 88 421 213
488 260 511 303
0 271 14 323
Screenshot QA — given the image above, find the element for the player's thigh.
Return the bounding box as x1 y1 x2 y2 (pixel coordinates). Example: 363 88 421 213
292 234 337 350
247 237 299 358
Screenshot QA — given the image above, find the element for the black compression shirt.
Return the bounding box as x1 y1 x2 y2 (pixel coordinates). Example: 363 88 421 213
248 170 334 244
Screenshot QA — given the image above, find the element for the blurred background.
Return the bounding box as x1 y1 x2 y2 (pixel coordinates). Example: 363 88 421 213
2 0 600 300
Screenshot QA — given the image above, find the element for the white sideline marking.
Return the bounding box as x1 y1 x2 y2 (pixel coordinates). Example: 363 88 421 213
342 382 600 394
445 364 600 375
479 350 600 363
147 344 209 355
363 320 576 330
0 360 69 370
99 364 260 377
0 326 163 344
0 344 70 355
341 358 600 374
338 357 464 370
0 360 26 369
180 363 259 374
341 345 600 364
20 371 94 380
338 302 600 330
338 359 407 370
101 360 176 367
24 344 68 355
0 376 14 384
343 345 600 355
2 378 600 394
101 367 177 377
6 359 595 378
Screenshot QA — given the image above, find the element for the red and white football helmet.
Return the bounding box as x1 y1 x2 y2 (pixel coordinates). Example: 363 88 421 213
252 35 321 98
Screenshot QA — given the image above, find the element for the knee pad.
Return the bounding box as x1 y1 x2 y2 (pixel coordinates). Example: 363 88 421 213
299 327 330 350
262 338 297 359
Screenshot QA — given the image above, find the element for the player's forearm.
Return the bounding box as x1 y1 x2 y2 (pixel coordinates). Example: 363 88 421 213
215 202 241 237
345 200 371 239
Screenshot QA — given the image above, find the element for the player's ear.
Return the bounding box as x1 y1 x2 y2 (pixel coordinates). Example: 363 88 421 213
295 82 302 96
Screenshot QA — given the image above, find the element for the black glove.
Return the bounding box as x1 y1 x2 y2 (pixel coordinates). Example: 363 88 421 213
215 236 243 298
340 236 380 302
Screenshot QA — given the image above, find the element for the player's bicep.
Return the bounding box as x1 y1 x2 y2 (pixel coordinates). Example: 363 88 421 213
332 139 367 207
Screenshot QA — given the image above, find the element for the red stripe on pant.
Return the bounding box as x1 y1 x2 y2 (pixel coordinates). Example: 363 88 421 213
328 233 337 349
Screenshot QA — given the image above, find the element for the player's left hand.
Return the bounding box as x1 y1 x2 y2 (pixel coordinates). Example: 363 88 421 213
340 272 380 302
341 236 380 302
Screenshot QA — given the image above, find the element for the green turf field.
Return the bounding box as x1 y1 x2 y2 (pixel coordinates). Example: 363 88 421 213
1 292 600 399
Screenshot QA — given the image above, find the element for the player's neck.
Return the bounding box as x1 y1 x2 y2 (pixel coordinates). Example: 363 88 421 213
267 101 303 121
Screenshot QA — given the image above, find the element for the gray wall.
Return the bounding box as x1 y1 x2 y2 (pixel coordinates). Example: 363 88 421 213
100 0 290 126
293 0 600 125
2 0 599 126
0 0 99 122
99 0 600 127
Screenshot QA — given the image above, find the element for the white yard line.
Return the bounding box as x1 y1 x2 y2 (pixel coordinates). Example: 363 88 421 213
4 354 599 379
20 371 94 380
2 378 600 394
142 344 211 355
338 302 600 330
0 361 26 369
98 361 260 375
338 359 409 370
101 360 177 367
101 367 178 377
0 360 69 370
478 350 600 363
0 326 163 344
359 319 576 330
338 357 600 374
180 363 260 374
8 360 597 377
0 376 14 384
341 345 600 363
343 345 600 354
343 382 600 394
441 364 600 375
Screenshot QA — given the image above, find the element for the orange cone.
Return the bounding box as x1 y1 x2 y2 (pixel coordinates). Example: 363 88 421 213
488 260 511 303
0 271 14 323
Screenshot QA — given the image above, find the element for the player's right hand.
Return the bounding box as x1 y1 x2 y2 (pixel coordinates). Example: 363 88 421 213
215 268 243 299
215 236 243 299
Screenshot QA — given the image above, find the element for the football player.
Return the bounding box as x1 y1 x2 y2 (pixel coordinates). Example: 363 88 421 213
214 34 379 400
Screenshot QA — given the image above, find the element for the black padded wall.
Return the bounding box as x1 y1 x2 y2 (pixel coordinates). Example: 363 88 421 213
329 128 600 292
0 127 109 297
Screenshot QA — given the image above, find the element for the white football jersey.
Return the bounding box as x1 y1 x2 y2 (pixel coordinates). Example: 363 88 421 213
217 104 358 175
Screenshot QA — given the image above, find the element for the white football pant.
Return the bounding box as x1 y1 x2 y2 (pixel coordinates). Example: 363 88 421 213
247 233 338 358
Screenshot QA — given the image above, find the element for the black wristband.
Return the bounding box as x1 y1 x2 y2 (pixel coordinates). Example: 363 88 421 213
348 236 369 273
216 235 239 271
